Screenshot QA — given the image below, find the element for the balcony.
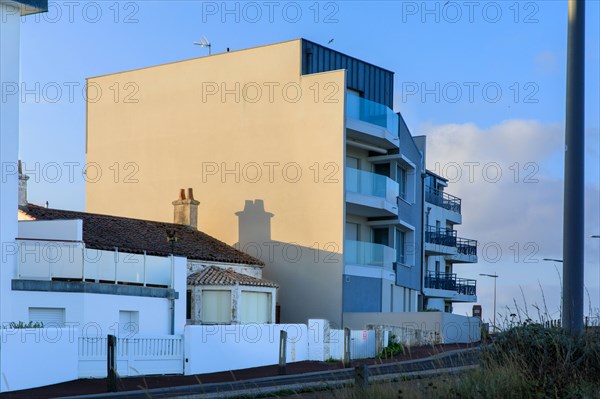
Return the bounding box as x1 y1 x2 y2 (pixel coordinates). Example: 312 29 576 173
345 167 399 217
424 227 478 263
449 237 478 263
424 272 477 300
424 226 457 255
16 239 172 287
345 240 396 270
346 92 399 149
425 186 461 214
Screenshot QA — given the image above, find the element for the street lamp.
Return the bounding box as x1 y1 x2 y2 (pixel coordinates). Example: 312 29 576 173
479 273 499 332
543 258 564 263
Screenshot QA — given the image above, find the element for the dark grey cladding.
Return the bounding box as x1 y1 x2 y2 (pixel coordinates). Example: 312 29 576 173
301 39 394 108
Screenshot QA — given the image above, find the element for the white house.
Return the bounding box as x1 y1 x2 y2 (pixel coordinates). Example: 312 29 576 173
15 183 276 335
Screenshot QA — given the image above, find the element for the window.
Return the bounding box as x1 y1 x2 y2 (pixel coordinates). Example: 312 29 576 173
202 290 232 324
240 291 272 323
396 229 406 264
373 227 389 246
445 262 452 274
29 307 65 327
435 260 440 274
397 166 407 200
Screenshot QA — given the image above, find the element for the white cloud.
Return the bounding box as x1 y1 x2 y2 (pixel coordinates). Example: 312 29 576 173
423 119 600 321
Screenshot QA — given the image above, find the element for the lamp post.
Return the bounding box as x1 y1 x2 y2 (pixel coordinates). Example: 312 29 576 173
479 273 498 332
543 258 564 263
563 0 585 337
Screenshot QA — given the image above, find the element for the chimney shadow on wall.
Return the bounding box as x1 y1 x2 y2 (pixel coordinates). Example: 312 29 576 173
233 199 347 325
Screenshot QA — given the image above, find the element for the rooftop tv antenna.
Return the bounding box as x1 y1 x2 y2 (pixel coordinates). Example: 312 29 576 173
194 36 212 55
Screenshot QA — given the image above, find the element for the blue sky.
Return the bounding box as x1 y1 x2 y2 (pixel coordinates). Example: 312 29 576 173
15 1 600 323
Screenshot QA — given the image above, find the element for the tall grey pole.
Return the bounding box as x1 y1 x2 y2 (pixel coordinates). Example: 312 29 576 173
492 275 497 332
563 0 585 336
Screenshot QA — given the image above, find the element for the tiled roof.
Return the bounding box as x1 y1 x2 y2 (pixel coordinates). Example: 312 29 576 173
19 204 264 266
188 266 278 288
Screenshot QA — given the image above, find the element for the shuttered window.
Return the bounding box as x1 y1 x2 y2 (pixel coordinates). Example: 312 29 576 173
240 291 272 324
201 290 231 324
29 307 65 327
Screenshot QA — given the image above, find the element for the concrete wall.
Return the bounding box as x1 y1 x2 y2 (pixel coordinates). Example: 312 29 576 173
343 312 481 344
86 40 346 325
0 328 78 392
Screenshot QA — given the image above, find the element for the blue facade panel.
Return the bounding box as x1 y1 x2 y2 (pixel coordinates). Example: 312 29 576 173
343 275 382 313
396 114 424 291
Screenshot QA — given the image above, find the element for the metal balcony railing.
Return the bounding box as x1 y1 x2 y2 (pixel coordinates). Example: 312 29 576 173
425 271 476 296
456 237 478 256
425 226 457 247
425 227 478 256
425 186 461 214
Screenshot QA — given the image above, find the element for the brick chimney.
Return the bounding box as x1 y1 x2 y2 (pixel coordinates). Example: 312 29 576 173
18 160 29 207
172 188 200 229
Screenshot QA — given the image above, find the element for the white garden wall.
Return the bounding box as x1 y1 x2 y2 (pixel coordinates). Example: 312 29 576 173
0 328 78 392
184 323 309 375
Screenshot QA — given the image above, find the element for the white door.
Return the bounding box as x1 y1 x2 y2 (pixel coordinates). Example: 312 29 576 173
119 311 139 337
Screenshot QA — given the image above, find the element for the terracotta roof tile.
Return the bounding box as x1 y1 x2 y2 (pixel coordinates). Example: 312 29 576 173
19 204 264 266
188 266 278 288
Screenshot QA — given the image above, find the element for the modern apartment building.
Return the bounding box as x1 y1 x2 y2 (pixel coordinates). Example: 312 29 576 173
421 170 478 312
85 39 476 325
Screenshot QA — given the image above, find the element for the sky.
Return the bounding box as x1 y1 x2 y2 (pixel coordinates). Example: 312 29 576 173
13 1 600 325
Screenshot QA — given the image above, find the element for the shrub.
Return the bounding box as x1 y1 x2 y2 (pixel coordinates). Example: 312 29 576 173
379 334 404 358
6 321 44 329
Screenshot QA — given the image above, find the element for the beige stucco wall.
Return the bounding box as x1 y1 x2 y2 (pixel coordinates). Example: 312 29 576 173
343 312 481 344
86 40 346 325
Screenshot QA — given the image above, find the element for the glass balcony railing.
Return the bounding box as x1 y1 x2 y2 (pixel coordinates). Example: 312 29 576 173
16 240 172 287
425 272 476 296
345 240 396 268
346 92 399 137
346 167 399 204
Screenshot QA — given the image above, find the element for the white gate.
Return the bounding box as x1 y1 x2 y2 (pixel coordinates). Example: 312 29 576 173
78 335 184 378
350 329 376 359
327 329 376 361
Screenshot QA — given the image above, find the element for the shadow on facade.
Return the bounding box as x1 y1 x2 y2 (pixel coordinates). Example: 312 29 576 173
233 199 345 326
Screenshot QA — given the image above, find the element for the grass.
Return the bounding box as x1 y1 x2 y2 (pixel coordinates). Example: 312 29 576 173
307 320 600 399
